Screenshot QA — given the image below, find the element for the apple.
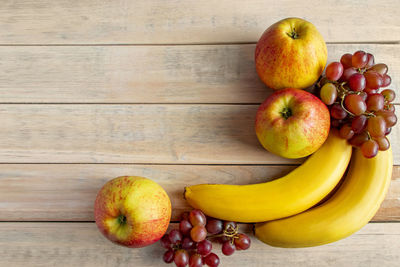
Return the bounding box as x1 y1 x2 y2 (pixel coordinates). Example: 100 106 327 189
255 88 330 158
255 17 327 90
94 176 171 248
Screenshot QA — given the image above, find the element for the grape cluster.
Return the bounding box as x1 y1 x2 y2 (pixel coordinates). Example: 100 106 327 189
318 50 397 158
161 209 251 267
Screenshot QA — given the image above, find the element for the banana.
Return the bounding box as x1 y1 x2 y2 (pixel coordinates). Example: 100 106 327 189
255 147 393 248
184 132 352 223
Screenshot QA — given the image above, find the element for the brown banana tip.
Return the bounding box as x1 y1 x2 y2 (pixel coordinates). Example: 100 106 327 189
183 187 187 200
252 224 256 236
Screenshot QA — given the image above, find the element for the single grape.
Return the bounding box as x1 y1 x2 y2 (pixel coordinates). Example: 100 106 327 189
361 139 379 158
364 71 383 89
331 119 343 128
381 74 391 87
351 115 367 134
189 254 203 267
376 110 397 127
364 88 377 95
174 249 189 267
349 131 369 147
341 68 358 81
365 53 375 68
169 229 183 245
340 53 353 69
189 209 207 227
367 116 386 137
366 93 384 111
190 225 207 242
182 237 195 250
223 221 237 231
179 220 193 236
325 62 344 81
204 253 220 267
222 241 236 256
375 136 390 151
161 234 172 249
369 63 388 75
381 89 396 102
352 51 368 68
386 127 392 135
331 104 348 120
339 124 354 140
386 103 395 112
320 83 338 105
197 240 212 256
234 233 251 250
206 219 223 235
219 235 230 243
344 94 367 115
163 249 175 264
180 212 190 221
348 73 366 91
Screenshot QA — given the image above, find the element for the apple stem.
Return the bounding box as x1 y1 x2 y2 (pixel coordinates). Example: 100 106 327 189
280 107 292 119
117 214 127 225
287 28 299 39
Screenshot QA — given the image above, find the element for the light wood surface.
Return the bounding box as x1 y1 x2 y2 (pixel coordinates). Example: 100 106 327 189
0 164 398 222
0 44 398 104
0 0 398 44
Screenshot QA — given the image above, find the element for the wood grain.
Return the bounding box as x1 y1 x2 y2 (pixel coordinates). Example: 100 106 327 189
0 0 398 44
0 104 398 164
0 44 398 104
0 164 398 222
0 222 398 266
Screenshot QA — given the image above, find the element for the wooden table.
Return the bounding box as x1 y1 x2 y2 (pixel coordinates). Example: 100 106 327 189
0 1 399 266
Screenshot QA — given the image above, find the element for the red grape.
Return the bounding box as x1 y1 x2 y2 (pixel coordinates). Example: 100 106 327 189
325 62 344 81
364 88 377 95
331 119 343 128
369 63 388 75
382 74 391 87
386 127 392 135
189 254 203 267
223 221 237 231
174 250 189 267
375 136 390 151
344 94 367 115
386 103 395 112
234 233 251 250
352 51 368 68
197 240 212 256
182 237 195 250
349 132 369 147
180 212 190 221
163 249 175 264
364 71 383 89
204 253 220 267
161 234 172 249
339 124 354 140
351 115 367 134
190 225 207 242
365 53 375 68
169 229 183 244
348 73 366 91
331 104 348 119
361 139 379 158
376 110 397 127
340 53 353 69
367 116 386 137
189 210 207 227
219 235 230 243
381 89 396 102
342 67 358 81
366 93 384 111
206 219 223 235
179 220 193 236
320 83 337 105
222 241 236 256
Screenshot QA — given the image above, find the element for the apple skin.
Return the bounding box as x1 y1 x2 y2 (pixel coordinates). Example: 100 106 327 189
255 88 330 159
94 176 171 248
255 17 327 90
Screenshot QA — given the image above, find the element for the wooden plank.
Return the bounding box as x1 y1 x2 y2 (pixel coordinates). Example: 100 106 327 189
0 44 398 104
0 222 398 266
0 164 398 222
0 0 398 44
0 104 398 164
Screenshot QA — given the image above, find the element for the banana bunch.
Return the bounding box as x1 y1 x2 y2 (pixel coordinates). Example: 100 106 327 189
184 132 393 247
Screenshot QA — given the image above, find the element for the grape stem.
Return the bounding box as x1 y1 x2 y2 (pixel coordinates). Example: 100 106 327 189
208 225 240 241
340 95 356 117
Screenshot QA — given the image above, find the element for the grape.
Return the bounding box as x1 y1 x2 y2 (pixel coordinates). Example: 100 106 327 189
365 53 375 68
161 234 172 249
369 63 388 75
367 116 386 137
234 234 251 250
331 119 343 128
386 103 395 112
180 212 190 221
189 254 203 267
339 124 354 140
349 132 369 147
352 51 368 68
331 104 348 120
344 94 367 115
169 229 183 244
163 249 175 264
376 110 397 127
364 71 383 89
351 115 367 134
190 225 207 242
375 136 390 151
319 77 330 87
179 220 193 236
222 241 236 256
325 62 344 81
364 88 377 95
386 127 392 135
320 83 337 105
342 68 358 81
206 219 223 235
340 53 353 69
360 92 368 101
197 240 212 256
366 93 384 111
189 210 207 227
348 73 366 91
174 250 189 267
219 235 230 243
361 139 379 158
223 221 237 231
381 89 396 102
204 253 220 267
382 74 391 87
182 237 195 250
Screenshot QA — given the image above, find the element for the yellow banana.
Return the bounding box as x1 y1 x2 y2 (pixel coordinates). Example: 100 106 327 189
184 132 351 222
255 147 393 247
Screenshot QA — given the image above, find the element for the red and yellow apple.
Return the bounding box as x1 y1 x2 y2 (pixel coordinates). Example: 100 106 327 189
94 176 171 248
255 88 330 158
255 17 327 90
